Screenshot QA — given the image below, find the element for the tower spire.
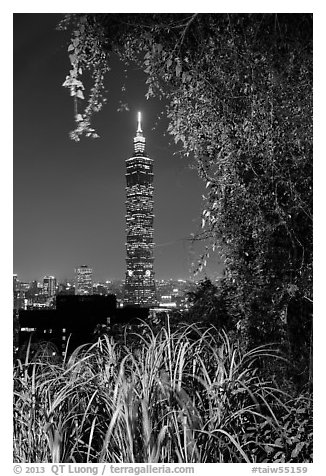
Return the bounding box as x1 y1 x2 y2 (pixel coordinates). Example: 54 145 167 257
137 111 142 134
133 111 146 155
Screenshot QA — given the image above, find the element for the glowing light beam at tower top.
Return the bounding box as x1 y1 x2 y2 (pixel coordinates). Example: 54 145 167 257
137 111 142 133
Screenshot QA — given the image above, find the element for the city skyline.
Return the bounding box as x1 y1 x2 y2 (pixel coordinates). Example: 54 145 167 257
13 274 201 285
14 13 225 283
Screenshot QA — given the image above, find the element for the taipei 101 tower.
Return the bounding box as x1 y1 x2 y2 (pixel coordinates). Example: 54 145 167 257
124 112 156 306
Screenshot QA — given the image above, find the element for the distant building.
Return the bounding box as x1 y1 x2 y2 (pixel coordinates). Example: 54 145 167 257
43 276 57 297
58 281 75 295
124 112 156 306
13 274 18 292
26 280 42 299
13 274 19 309
93 283 108 295
75 265 93 295
13 274 26 310
154 279 195 309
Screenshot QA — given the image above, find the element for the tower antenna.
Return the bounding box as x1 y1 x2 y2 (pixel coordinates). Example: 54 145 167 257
137 111 142 133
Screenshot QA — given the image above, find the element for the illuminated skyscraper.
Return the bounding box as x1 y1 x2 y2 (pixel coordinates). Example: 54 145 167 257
43 276 57 297
124 112 156 306
75 265 93 295
13 274 24 310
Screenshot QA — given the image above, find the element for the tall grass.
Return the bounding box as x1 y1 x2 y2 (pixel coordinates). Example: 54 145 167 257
13 322 312 463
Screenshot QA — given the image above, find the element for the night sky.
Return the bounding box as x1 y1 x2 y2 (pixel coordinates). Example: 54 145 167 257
14 13 224 283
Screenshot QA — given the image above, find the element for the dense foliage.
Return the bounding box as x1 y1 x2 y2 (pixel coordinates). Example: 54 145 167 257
13 326 312 463
59 14 312 374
